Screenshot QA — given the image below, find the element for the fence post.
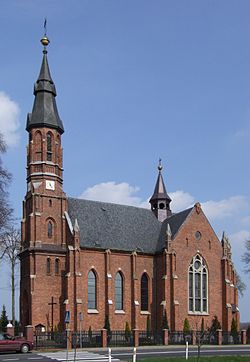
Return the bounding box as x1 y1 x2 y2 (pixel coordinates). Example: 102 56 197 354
241 330 246 345
216 329 222 345
191 330 196 345
133 329 139 347
25 325 34 342
101 329 107 348
162 329 169 345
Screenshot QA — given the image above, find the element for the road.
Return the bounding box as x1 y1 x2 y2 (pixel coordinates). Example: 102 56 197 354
0 345 250 361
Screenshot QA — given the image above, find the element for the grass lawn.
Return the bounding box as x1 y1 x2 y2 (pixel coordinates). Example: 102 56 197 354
139 357 250 362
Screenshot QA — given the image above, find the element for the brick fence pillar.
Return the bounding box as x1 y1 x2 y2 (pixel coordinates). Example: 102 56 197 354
25 325 34 342
133 329 139 347
216 329 222 345
6 323 14 336
162 329 169 345
101 329 107 348
241 330 246 345
191 330 196 345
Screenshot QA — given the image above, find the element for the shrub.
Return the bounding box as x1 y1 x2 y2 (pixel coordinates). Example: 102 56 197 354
104 315 111 339
146 315 151 338
183 318 191 333
125 321 131 341
209 316 221 336
88 326 92 340
231 318 238 338
0 305 8 332
161 309 169 330
201 317 205 332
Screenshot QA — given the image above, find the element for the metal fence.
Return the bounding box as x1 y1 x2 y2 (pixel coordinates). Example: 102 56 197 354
222 331 241 345
139 331 163 346
195 331 217 345
169 331 190 345
108 330 134 347
34 332 67 349
72 331 102 348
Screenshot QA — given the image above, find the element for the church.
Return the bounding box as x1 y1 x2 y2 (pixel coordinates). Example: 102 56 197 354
20 35 239 334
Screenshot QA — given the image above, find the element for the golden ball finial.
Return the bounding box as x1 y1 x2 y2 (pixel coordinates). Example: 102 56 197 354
40 36 50 47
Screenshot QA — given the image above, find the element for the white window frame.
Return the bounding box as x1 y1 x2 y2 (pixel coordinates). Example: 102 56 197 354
188 254 208 314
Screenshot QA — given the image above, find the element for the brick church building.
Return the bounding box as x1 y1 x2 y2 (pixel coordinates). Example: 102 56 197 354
20 36 239 333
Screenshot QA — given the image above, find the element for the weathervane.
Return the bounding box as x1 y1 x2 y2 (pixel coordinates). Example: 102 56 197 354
40 18 50 50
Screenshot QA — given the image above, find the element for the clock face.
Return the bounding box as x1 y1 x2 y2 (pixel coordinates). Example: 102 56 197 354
46 180 55 190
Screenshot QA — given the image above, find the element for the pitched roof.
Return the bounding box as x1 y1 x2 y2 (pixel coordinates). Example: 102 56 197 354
150 170 171 203
26 49 64 134
67 198 193 254
156 208 193 250
68 198 162 253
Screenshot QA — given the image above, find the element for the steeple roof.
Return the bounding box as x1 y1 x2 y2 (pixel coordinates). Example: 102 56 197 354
149 160 171 203
26 37 64 134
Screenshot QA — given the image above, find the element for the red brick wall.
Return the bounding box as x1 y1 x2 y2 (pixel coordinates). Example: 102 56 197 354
171 208 224 331
20 127 238 333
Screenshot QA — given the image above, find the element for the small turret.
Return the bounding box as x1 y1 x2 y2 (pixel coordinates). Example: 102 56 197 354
149 159 172 221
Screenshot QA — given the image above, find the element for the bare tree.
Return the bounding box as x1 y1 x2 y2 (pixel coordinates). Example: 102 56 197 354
1 227 21 325
0 132 12 239
242 240 250 275
235 270 246 297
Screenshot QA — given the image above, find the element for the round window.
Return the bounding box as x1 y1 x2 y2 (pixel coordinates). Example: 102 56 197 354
195 231 201 240
194 260 201 269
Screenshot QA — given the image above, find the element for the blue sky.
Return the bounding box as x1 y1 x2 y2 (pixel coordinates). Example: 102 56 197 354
0 0 250 323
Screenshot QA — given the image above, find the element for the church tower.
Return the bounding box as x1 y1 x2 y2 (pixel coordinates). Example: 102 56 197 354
20 35 67 329
149 160 172 221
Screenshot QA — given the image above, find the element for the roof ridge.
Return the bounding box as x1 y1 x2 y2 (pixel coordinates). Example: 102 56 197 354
165 206 193 220
68 196 153 212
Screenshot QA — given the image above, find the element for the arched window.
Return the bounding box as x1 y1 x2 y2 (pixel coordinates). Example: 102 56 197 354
55 258 60 275
141 273 149 311
115 272 123 310
46 258 51 274
88 270 97 310
48 221 53 238
35 131 42 161
47 132 52 161
189 255 208 313
56 135 61 164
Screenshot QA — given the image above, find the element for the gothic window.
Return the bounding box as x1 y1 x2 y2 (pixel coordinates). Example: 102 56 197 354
188 254 208 313
88 270 97 310
48 221 53 238
47 132 53 161
56 135 61 164
35 131 42 161
46 258 51 275
55 258 60 275
141 273 149 311
115 272 123 310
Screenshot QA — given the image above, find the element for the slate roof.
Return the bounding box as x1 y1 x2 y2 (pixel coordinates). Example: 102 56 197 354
26 49 64 134
156 208 193 251
150 170 171 203
68 197 193 254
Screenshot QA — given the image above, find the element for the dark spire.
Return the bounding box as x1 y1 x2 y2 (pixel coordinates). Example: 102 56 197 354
26 33 64 134
149 159 172 221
